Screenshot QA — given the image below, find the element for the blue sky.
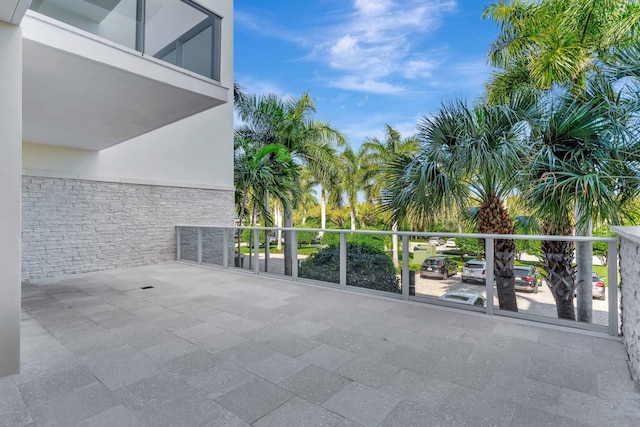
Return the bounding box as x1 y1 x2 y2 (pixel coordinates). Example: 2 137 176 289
234 0 500 147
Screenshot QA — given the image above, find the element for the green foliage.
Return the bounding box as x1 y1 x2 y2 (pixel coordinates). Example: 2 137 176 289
299 243 400 293
593 226 615 266
514 239 542 259
455 237 483 261
297 228 318 247
321 232 387 252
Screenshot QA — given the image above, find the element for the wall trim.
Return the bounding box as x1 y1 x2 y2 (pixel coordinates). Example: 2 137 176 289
22 169 235 191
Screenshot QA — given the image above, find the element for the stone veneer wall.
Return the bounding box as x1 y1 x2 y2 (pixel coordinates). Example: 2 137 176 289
612 226 640 382
22 176 233 280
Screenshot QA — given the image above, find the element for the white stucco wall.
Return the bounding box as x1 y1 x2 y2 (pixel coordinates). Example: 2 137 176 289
0 21 22 378
22 0 234 190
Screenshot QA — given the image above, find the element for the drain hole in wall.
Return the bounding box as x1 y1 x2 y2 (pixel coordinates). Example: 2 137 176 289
141 286 155 290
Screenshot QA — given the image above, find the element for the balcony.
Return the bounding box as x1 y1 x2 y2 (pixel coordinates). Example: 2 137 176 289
22 0 228 150
177 226 621 336
6 262 637 425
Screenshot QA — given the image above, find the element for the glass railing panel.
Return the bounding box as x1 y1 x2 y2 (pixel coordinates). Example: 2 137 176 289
345 231 401 295
178 226 198 262
298 230 340 286
145 0 219 80
232 227 254 271
30 0 138 50
201 227 224 266
413 238 472 304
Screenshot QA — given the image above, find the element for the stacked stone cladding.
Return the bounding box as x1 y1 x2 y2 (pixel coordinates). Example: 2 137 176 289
618 236 640 381
22 176 233 280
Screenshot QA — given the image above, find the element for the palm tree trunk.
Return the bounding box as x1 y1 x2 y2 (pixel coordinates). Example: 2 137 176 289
320 189 327 237
275 204 283 251
542 221 576 320
350 206 356 231
392 221 399 268
302 205 307 225
284 206 293 276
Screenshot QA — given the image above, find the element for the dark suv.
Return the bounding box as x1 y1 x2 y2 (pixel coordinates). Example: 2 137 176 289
420 257 458 280
513 266 538 293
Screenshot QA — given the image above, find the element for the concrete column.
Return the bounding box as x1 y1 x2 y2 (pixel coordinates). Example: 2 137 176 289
0 21 22 378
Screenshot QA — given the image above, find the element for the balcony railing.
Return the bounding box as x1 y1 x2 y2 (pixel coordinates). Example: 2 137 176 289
29 0 221 81
176 225 620 336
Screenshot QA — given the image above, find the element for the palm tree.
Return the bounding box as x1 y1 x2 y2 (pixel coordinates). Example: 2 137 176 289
299 167 319 225
483 1 640 320
338 146 367 230
383 99 529 311
361 125 419 266
522 76 640 320
234 89 345 275
233 140 300 266
482 0 640 103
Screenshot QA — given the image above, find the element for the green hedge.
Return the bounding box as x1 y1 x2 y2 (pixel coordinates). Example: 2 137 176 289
299 242 400 293
320 232 387 252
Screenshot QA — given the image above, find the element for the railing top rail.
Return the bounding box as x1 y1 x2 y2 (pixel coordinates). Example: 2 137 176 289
175 225 619 243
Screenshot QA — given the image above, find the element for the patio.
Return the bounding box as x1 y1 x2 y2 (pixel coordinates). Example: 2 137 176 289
2 263 639 426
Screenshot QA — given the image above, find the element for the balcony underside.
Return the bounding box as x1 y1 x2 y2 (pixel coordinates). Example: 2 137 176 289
22 13 228 151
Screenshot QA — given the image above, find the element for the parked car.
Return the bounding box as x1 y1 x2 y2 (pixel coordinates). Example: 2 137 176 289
439 291 486 307
573 272 606 300
420 257 458 279
513 266 538 293
445 238 456 248
428 237 445 246
461 260 486 284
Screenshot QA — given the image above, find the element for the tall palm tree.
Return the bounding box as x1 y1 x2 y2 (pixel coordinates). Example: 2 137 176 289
383 99 529 311
361 125 419 266
299 166 319 225
338 146 366 231
482 0 640 103
233 140 300 265
523 76 640 320
235 89 345 275
483 1 640 320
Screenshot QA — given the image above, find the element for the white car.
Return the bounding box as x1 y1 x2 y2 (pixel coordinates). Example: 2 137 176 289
445 238 456 248
428 237 445 245
439 291 486 307
461 260 486 283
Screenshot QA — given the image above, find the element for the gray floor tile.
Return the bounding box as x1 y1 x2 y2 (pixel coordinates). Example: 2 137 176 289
163 349 222 378
381 345 442 376
322 382 401 426
187 362 255 398
335 356 399 388
378 369 452 409
29 382 120 427
0 379 32 427
210 342 276 367
245 352 309 383
262 333 322 357
278 365 352 404
511 404 589 427
430 357 495 391
254 396 344 427
435 386 517 427
378 400 440 427
140 338 199 363
88 351 161 391
214 377 293 424
115 372 196 412
17 366 98 407
298 344 358 371
136 389 227 427
77 405 144 427
527 357 599 396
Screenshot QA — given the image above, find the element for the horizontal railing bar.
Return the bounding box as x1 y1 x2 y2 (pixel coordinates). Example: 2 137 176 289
174 225 619 243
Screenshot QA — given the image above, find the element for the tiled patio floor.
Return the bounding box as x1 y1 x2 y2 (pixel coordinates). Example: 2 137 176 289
2 262 639 426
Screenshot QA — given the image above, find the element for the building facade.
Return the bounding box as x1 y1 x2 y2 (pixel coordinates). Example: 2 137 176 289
0 0 234 378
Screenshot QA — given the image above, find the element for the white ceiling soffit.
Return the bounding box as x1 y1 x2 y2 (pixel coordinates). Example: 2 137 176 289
23 39 227 151
0 0 31 24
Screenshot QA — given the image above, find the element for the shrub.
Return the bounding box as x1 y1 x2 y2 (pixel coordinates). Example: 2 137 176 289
321 232 387 252
299 242 400 293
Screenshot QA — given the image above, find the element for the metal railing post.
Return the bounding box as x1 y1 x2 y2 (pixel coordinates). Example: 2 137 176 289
253 228 260 275
222 227 228 269
340 232 347 290
485 237 495 315
176 226 181 261
401 235 409 300
264 228 270 273
608 241 619 336
197 227 203 264
291 230 298 281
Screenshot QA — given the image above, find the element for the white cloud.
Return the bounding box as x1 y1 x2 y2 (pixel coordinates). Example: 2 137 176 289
329 76 405 94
